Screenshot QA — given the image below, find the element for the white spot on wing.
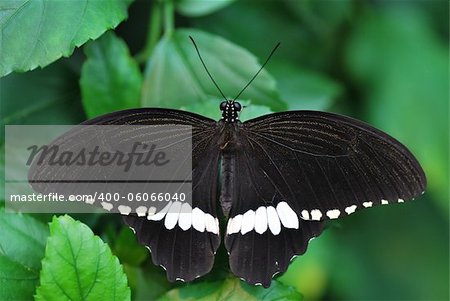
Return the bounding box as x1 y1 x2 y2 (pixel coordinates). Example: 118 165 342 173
301 210 310 220
148 202 171 221
363 201 373 208
148 206 156 216
226 217 233 234
230 214 243 234
326 209 341 219
345 205 357 214
178 203 192 231
164 201 182 230
205 213 217 234
241 210 256 235
136 206 147 217
118 205 131 215
398 199 404 203
101 202 113 211
267 206 281 235
192 207 206 232
254 207 268 234
276 202 299 229
311 209 322 220
381 199 389 205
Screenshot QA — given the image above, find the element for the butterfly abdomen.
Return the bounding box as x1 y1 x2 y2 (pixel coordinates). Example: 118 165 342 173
220 152 235 217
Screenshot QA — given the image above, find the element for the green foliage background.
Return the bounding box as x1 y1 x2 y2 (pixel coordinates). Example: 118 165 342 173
0 0 448 300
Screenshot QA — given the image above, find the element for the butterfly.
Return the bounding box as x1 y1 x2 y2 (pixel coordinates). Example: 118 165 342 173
28 37 426 288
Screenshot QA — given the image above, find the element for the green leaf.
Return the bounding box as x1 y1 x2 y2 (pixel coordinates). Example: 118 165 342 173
0 62 85 129
113 227 148 266
238 100 273 121
80 31 143 118
0 0 131 77
0 61 85 199
35 215 130 301
278 230 333 300
175 0 236 17
281 0 353 34
180 98 222 120
158 277 302 301
0 209 49 300
141 29 286 111
124 264 172 301
191 0 344 70
325 200 449 300
268 60 342 111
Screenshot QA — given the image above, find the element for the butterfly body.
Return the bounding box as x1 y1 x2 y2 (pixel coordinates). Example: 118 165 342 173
219 152 236 217
218 122 242 151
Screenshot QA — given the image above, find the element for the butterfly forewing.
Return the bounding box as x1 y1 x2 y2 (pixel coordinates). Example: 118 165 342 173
241 110 426 221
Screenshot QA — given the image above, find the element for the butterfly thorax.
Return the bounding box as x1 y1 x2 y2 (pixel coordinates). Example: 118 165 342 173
220 100 242 123
218 120 243 153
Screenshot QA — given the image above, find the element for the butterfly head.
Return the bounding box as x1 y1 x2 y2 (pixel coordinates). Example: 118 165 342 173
220 100 241 123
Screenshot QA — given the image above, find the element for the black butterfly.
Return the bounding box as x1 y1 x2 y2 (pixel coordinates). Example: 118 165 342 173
28 38 426 288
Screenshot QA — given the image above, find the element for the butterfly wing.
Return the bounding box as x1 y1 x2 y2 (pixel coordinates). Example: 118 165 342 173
124 139 221 281
29 108 222 282
242 110 426 219
224 110 426 286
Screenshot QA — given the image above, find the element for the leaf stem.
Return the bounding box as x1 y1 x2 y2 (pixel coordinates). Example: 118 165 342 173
163 0 174 37
135 1 162 63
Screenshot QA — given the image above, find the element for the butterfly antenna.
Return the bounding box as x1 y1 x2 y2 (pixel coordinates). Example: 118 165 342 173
233 42 280 101
189 36 228 101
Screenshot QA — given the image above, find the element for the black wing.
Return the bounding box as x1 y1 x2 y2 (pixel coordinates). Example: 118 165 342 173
224 110 425 287
29 108 222 282
241 110 426 219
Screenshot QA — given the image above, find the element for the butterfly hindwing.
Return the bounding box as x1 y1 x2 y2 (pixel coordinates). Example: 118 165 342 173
226 222 323 287
223 146 324 287
123 128 222 281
